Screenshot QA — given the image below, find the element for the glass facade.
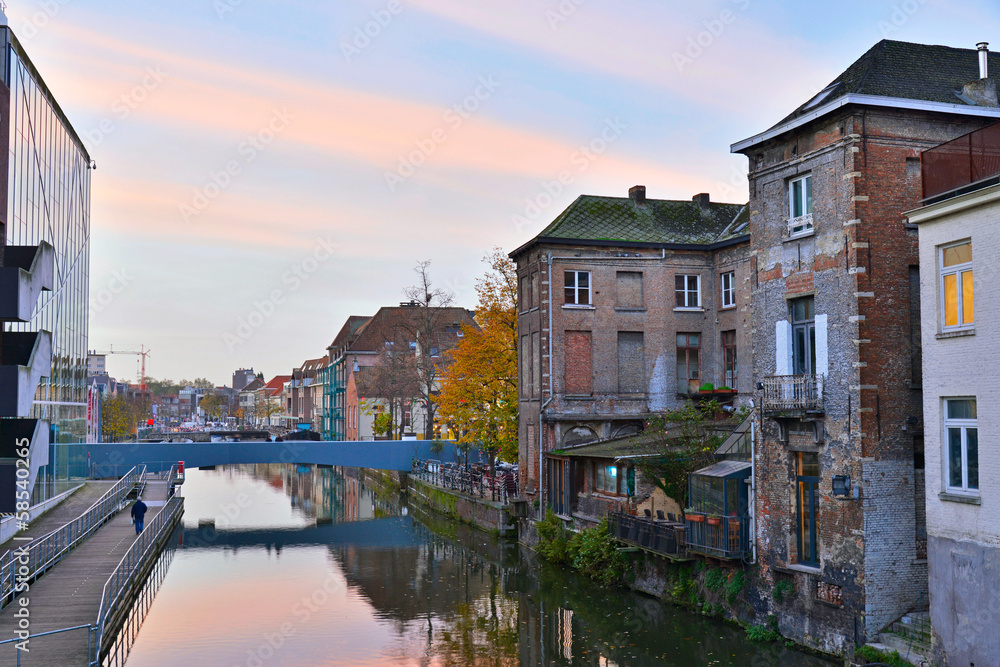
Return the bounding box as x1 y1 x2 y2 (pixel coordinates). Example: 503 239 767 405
2 29 92 443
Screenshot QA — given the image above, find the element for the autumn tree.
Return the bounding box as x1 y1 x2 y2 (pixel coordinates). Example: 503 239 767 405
437 248 518 465
199 393 226 420
362 344 420 439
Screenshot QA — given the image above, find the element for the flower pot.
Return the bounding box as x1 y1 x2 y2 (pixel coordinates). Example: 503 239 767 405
687 514 705 523
707 517 721 526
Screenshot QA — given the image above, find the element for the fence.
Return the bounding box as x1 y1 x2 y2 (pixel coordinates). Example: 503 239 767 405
0 465 146 608
684 512 750 560
411 460 518 505
922 121 1000 201
608 511 687 557
0 624 95 666
92 495 184 664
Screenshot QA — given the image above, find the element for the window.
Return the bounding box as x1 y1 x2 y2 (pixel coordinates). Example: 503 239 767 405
676 333 701 394
788 174 813 235
721 271 735 308
945 398 978 494
675 275 700 309
722 330 737 388
616 271 643 308
564 270 591 305
791 297 815 375
617 332 644 394
796 452 819 566
594 462 633 496
940 241 973 330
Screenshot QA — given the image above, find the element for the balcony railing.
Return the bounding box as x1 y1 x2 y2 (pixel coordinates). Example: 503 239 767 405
761 374 823 413
684 512 750 560
922 122 1000 202
608 511 686 558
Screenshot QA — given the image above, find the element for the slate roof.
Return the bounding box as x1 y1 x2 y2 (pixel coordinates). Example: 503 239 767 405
327 316 372 355
349 306 477 353
774 40 1000 128
518 194 748 254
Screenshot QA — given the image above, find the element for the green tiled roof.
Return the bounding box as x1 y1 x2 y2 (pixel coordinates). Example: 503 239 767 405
535 195 747 246
776 39 1000 127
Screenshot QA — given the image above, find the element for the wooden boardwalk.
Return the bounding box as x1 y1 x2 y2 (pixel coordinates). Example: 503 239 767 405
0 481 172 666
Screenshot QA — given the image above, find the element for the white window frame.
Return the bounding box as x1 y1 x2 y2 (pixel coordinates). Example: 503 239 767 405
788 174 813 237
675 274 701 310
564 270 591 306
944 398 978 495
939 240 973 332
721 271 735 308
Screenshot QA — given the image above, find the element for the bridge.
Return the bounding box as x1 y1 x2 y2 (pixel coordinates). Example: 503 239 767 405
60 439 481 478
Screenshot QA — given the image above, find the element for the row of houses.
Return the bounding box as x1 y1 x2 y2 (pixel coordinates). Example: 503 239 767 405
238 301 476 436
512 39 998 664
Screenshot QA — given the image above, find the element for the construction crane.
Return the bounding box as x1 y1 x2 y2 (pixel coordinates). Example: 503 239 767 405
91 344 151 392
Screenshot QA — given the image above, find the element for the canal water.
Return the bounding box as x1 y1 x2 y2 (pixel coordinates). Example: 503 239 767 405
122 466 834 666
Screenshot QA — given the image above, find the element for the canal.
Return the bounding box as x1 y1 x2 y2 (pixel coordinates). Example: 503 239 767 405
121 465 835 666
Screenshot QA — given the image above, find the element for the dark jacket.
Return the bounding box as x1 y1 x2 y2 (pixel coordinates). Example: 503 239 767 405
131 500 148 520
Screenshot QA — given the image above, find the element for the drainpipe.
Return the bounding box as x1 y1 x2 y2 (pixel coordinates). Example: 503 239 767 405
750 420 757 564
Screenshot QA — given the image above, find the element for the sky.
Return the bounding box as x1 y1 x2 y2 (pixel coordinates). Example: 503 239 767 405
7 0 999 386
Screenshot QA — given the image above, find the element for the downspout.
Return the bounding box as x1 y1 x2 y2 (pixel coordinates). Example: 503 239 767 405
750 417 757 564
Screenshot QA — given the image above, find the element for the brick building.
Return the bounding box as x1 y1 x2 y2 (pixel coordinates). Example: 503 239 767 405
907 122 1000 666
732 40 1000 653
510 186 751 513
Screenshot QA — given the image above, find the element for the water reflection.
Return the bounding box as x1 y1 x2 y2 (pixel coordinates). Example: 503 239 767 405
123 466 833 667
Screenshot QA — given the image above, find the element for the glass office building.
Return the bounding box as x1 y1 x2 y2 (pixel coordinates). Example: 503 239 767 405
2 26 92 443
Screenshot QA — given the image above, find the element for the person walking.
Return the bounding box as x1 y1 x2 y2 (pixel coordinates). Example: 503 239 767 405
131 496 148 534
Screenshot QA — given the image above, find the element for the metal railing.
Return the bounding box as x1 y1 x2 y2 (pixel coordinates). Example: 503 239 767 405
411 460 518 505
0 465 146 608
0 624 95 667
608 511 686 557
684 512 750 560
92 495 184 665
761 375 823 412
922 121 1000 201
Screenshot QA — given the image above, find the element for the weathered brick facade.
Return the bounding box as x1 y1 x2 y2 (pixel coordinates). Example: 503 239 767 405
511 189 751 517
736 90 1000 654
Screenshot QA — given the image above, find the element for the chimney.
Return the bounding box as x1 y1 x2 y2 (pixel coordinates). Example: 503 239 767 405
629 185 646 205
693 193 711 210
979 42 990 79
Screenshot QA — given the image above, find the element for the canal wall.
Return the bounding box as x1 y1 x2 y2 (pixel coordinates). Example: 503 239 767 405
362 469 517 538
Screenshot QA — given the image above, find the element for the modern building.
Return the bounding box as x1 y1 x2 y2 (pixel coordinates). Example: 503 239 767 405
906 122 1000 666
0 12 92 508
509 186 751 507
732 39 1000 654
87 352 106 376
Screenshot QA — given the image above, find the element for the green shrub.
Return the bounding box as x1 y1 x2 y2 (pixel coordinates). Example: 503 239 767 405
854 645 914 667
536 510 570 564
704 567 726 591
567 518 630 586
772 579 794 603
745 624 781 642
725 570 745 605
699 382 715 391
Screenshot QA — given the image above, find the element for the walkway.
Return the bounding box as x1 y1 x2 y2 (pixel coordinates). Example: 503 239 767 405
0 481 116 555
0 480 172 666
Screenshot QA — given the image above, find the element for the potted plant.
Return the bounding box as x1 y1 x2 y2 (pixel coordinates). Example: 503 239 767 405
698 382 715 394
688 513 705 523
707 516 721 526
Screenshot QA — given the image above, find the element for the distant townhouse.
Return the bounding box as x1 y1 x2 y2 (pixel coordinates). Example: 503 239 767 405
906 122 1000 666
256 375 291 427
232 367 256 392
331 304 475 441
239 377 265 423
510 186 751 516
289 357 326 429
322 316 371 440
731 39 1000 655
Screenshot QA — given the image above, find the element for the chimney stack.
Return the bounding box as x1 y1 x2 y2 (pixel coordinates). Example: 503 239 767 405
979 42 990 79
693 193 711 210
629 185 646 205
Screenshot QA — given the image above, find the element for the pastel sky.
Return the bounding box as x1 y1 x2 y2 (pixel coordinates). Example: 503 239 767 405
8 0 999 385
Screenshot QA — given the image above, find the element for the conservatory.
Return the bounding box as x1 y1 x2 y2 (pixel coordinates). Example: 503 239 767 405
685 459 751 559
